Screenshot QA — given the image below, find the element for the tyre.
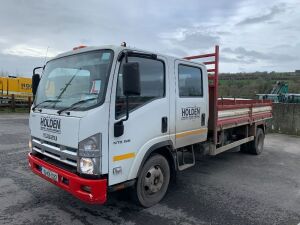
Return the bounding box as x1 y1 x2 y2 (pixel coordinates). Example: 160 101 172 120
133 154 170 207
249 128 265 155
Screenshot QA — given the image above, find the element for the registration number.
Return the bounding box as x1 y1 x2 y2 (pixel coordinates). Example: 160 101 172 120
41 167 58 182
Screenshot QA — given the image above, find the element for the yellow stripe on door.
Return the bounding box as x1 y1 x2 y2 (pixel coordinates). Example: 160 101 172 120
175 128 208 139
113 152 136 162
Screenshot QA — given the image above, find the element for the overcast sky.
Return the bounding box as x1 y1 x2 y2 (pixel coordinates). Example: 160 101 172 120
0 0 299 76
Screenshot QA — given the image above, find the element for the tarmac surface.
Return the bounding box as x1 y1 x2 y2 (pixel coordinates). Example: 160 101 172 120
0 113 300 225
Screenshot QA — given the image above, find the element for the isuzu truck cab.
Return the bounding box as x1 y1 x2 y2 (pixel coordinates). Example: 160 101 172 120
28 45 272 207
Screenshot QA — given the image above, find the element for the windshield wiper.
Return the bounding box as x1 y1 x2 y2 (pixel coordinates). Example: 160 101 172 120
57 98 97 115
32 99 61 111
56 68 81 100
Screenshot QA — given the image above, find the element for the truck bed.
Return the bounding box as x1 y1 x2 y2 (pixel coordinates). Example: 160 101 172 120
184 46 273 147
217 98 272 130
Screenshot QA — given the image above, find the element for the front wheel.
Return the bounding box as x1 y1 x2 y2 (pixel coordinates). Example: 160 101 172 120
133 154 170 207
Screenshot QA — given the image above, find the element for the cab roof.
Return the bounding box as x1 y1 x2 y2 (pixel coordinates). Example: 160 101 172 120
50 45 202 66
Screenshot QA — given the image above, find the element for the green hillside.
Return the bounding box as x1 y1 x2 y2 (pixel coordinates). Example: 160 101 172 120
218 72 300 99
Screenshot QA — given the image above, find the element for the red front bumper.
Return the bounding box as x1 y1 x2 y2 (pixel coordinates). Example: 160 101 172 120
28 153 107 204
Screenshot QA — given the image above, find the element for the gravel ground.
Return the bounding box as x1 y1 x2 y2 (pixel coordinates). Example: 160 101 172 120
0 113 299 225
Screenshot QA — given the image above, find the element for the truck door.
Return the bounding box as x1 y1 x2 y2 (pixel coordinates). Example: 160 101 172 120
174 60 208 148
108 54 170 185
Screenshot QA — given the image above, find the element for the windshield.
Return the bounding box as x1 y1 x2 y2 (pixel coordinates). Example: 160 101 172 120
34 50 113 110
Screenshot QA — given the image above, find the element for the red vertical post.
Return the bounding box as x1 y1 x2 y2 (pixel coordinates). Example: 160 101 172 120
249 103 253 123
213 45 219 145
215 45 219 101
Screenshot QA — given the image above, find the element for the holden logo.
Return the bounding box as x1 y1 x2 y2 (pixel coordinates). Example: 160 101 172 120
181 106 201 120
40 116 61 134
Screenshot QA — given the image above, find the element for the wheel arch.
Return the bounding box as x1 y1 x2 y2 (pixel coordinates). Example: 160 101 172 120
256 123 266 134
128 140 177 181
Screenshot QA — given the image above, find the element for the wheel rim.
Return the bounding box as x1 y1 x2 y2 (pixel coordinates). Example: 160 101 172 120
143 165 164 195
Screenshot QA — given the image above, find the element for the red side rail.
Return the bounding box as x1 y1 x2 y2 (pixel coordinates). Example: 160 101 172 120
217 98 272 128
184 46 219 144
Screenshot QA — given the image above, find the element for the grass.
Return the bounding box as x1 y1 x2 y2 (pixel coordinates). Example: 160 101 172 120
219 73 300 99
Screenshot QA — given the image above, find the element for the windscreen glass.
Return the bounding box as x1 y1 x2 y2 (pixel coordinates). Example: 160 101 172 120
35 50 113 110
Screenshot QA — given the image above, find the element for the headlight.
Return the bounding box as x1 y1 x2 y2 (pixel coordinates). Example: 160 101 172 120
78 133 101 175
79 158 94 174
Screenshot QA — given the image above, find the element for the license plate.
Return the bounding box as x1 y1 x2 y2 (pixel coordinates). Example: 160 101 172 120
41 167 58 182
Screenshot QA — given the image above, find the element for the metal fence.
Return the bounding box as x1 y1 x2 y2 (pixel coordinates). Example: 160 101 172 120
0 94 32 112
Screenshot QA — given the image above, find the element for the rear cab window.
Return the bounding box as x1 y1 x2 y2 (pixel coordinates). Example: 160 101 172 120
178 64 203 97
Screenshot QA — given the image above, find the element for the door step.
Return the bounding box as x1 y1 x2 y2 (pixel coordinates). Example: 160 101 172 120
176 145 195 171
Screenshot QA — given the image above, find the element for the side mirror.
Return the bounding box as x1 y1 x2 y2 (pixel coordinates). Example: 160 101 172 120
32 73 40 96
113 62 141 137
122 62 141 96
32 66 43 97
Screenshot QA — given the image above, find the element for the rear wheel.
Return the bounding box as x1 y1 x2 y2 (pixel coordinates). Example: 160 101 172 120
249 128 265 155
133 154 170 207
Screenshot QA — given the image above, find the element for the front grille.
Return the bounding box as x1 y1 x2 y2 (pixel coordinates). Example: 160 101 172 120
32 137 77 167
33 152 78 174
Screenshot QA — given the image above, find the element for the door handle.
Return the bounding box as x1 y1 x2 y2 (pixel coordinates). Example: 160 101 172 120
161 117 168 133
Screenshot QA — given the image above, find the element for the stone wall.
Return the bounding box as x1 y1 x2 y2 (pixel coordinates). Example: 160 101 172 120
268 103 300 136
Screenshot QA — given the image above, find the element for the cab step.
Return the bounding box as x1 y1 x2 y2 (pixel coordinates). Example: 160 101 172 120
176 145 195 171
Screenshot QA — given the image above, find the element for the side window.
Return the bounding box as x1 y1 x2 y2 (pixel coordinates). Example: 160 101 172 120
115 56 165 118
178 64 203 97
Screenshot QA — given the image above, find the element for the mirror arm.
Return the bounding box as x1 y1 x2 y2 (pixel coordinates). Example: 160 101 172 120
124 95 129 121
33 66 43 75
119 96 129 123
114 96 129 137
120 53 129 122
125 52 128 63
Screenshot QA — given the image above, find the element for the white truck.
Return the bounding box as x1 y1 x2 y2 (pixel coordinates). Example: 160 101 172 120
28 45 272 207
